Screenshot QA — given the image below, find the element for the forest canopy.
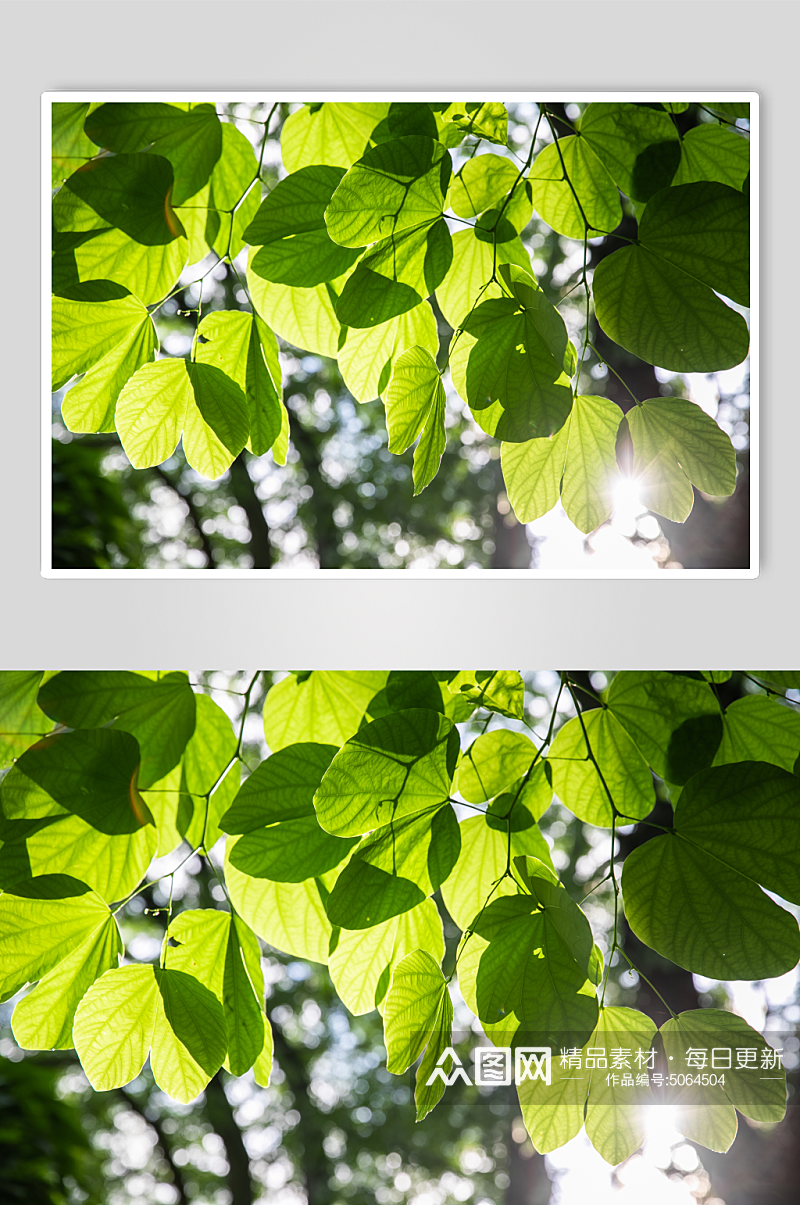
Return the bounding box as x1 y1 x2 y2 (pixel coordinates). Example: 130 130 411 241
0 668 794 1172
50 98 752 566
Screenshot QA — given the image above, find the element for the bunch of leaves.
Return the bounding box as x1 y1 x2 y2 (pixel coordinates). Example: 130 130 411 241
0 667 793 1168
52 98 750 533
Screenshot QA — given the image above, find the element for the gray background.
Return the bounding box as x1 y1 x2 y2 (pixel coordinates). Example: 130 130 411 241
5 0 797 669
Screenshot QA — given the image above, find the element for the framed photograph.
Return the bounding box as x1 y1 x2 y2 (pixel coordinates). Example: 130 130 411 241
44 92 756 577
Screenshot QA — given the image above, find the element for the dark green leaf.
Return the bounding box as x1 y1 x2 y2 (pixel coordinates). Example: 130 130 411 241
220 743 337 833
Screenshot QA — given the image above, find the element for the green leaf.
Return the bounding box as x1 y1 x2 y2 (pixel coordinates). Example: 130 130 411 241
62 313 158 434
325 804 460 927
673 124 750 191
313 708 459 838
0 771 156 903
446 671 526 719
637 181 749 307
384 102 440 141
623 398 736 522
52 293 155 392
85 103 222 205
281 102 390 174
548 708 654 826
0 673 54 767
115 357 249 479
584 1007 657 1164
607 671 722 784
0 874 116 1002
12 907 122 1051
329 898 444 1017
530 136 622 239
450 263 574 443
440 810 554 931
384 345 447 494
435 226 533 331
502 394 622 532
228 815 358 882
52 102 96 185
457 876 598 1046
325 137 451 249
488 762 553 823
220 743 337 833
338 301 438 403
714 695 800 772
335 219 452 328
38 671 196 790
413 989 455 1121
450 154 520 218
64 154 187 246
578 102 681 201
165 909 265 1077
11 729 150 834
593 181 750 373
621 761 800 978
443 102 508 146
263 671 387 752
194 310 283 456
53 224 188 307
225 836 339 964
456 730 538 804
384 948 449 1073
247 248 343 359
385 671 446 715
247 165 363 288
659 1009 786 1152
594 241 749 373
74 963 227 1103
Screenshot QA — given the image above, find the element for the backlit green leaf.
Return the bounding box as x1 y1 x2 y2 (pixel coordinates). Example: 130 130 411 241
384 948 449 1073
443 102 508 146
52 102 95 185
263 671 387 752
450 264 573 443
220 743 337 833
450 154 520 218
456 730 538 804
530 136 622 239
228 814 358 882
247 165 363 288
502 394 622 533
383 345 447 493
281 102 389 174
446 671 526 719
714 694 800 772
325 804 460 927
338 302 438 403
622 761 800 978
39 671 196 790
578 103 681 201
335 219 452 328
440 810 554 931
607 671 722 784
194 310 283 457
247 248 343 359
74 963 227 1103
548 708 654 826
329 898 444 1017
0 673 54 767
313 708 459 837
624 397 736 522
116 357 249 478
53 223 188 307
325 137 451 249
435 227 533 331
673 124 750 191
85 103 222 205
659 1009 785 1152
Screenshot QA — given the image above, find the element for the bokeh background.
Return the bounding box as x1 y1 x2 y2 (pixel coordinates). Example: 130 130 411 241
51 102 751 573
